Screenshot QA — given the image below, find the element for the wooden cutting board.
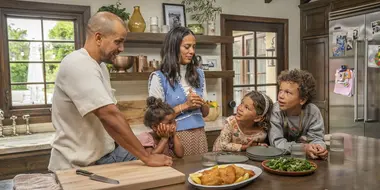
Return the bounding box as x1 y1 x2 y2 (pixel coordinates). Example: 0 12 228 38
55 160 185 190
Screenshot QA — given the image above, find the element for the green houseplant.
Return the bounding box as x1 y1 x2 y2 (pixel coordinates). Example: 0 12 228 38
98 0 130 21
182 0 222 35
182 0 222 24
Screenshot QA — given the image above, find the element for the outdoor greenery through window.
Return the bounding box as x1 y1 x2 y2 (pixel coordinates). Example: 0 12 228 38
7 17 75 106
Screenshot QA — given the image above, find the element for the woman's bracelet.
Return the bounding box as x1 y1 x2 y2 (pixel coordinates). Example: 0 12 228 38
179 104 184 114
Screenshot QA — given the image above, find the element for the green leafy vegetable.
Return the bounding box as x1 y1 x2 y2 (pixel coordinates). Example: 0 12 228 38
265 157 315 172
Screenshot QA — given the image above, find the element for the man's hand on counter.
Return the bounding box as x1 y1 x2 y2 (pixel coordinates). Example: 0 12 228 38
142 153 173 167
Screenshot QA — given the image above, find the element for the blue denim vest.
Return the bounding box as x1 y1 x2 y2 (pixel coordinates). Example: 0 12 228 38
149 68 205 131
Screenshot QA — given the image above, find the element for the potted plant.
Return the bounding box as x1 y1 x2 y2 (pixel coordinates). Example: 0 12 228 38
181 0 222 35
98 0 130 22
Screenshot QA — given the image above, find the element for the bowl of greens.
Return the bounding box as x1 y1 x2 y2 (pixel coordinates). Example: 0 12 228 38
261 157 317 176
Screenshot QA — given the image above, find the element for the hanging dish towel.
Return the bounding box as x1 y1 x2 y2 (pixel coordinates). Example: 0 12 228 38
13 173 62 190
333 69 354 97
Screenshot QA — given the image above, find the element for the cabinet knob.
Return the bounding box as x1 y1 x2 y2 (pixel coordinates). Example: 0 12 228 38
228 100 236 108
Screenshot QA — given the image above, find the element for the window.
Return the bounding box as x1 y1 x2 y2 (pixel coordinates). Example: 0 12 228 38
232 31 278 112
7 18 75 106
221 15 288 116
0 1 90 122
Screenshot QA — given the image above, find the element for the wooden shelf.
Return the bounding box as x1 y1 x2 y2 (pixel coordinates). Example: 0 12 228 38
368 40 380 45
125 32 234 45
110 70 235 81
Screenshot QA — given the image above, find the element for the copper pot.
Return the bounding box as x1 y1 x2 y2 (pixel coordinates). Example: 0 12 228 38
137 55 148 72
149 59 160 70
113 56 134 73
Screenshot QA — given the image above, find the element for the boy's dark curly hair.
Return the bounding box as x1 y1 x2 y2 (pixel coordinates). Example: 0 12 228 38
277 69 317 107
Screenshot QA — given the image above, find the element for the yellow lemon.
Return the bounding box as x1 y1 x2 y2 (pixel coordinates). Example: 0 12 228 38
243 172 250 180
190 175 202 184
234 176 244 184
190 173 202 178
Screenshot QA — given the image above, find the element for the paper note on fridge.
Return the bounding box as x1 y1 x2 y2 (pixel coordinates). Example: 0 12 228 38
334 69 354 97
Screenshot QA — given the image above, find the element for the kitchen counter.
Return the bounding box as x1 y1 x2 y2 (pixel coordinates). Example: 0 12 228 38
0 117 225 155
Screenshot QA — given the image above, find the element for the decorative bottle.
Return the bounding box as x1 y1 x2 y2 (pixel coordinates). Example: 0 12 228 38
128 6 146 32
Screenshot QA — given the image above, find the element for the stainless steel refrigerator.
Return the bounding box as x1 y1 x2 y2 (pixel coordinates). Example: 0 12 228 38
329 3 380 138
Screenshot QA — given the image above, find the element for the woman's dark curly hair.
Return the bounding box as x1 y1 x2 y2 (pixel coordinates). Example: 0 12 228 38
144 96 174 128
277 69 317 107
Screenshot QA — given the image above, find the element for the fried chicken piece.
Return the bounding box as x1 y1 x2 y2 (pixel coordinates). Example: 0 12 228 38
244 169 255 177
219 165 236 184
231 164 245 179
200 167 223 185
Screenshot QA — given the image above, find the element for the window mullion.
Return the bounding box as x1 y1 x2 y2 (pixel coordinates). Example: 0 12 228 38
40 19 47 105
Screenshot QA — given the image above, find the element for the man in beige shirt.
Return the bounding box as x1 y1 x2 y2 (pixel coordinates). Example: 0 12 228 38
48 12 172 172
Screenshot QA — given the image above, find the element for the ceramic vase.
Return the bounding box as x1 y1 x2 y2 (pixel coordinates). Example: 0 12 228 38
128 6 146 32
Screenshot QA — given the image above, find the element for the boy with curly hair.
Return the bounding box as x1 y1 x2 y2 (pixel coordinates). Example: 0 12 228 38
269 69 328 160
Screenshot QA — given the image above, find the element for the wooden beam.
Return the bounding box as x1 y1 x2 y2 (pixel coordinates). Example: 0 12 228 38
265 0 272 3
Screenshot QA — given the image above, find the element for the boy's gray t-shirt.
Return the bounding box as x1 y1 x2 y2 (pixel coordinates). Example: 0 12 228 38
48 48 116 172
269 102 326 153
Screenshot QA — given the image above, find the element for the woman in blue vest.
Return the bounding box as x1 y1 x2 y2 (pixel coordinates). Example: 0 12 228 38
148 26 209 156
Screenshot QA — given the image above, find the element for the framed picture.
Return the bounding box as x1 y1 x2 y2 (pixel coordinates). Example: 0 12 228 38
200 55 221 71
162 3 186 30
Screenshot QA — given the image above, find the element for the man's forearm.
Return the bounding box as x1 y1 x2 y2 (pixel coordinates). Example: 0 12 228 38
95 105 149 162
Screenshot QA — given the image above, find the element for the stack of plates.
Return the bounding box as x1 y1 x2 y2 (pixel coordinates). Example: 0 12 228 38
216 154 249 164
246 146 285 161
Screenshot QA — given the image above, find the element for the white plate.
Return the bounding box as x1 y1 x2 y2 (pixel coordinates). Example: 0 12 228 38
188 164 262 190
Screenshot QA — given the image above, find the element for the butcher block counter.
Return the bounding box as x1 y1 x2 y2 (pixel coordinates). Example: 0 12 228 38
52 135 380 189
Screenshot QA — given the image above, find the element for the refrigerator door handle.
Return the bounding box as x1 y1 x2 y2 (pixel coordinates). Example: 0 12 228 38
354 40 364 122
364 38 368 122
354 40 359 122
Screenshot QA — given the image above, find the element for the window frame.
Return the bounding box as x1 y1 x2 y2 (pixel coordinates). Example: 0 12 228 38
0 0 90 124
221 14 289 116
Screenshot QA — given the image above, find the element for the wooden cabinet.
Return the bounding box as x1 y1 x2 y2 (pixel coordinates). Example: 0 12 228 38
0 150 50 180
300 1 331 132
206 130 220 152
331 0 378 11
301 37 329 133
300 1 330 37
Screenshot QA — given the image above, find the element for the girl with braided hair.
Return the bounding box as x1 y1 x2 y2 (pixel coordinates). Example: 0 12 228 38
137 96 184 158
213 91 273 152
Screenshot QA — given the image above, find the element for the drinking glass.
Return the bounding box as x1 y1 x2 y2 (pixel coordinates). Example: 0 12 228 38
330 135 344 152
201 152 217 167
291 143 306 159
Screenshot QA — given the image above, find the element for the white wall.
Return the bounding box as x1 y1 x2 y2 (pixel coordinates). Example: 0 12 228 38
20 0 300 104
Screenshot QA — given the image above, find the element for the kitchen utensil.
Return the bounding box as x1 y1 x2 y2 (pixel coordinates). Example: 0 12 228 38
76 169 119 184
137 55 147 72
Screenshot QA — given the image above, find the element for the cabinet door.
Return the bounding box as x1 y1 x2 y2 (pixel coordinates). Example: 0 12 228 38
206 130 221 152
301 4 330 37
301 37 329 133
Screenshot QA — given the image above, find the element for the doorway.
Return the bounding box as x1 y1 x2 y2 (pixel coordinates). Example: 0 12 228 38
221 14 289 115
